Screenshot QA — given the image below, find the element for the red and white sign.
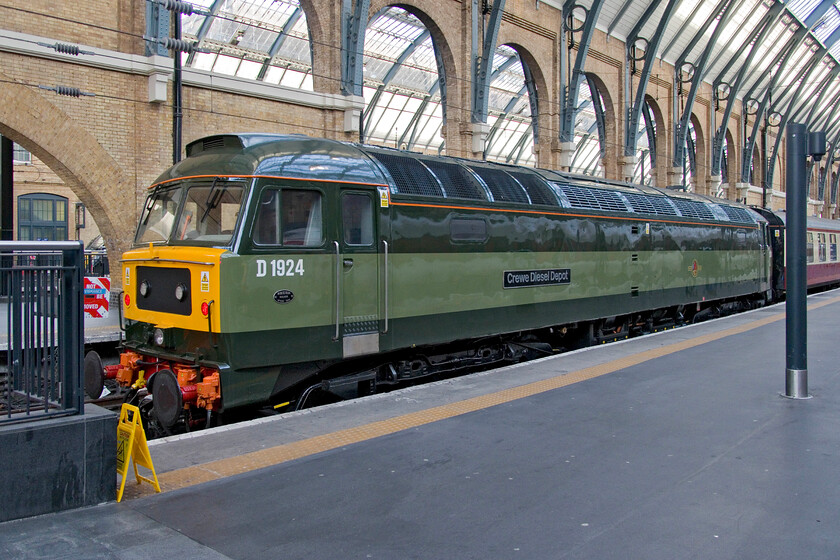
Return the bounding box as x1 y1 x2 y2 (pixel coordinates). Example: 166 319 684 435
84 277 110 319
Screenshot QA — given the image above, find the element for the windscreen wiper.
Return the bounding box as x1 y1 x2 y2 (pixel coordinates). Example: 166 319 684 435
140 185 161 226
200 177 224 224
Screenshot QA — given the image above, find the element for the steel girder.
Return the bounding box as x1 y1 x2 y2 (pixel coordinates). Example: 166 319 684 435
520 58 539 146
739 0 836 184
586 73 607 161
623 0 680 159
816 120 840 201
471 0 507 124
710 2 785 177
642 100 656 169
145 0 171 57
672 0 739 171
507 131 531 164
739 40 800 184
400 70 446 151
816 90 840 144
570 116 597 169
674 0 731 71
807 71 840 131
485 85 528 156
831 132 840 205
362 28 431 140
606 0 636 38
341 0 371 96
255 7 304 80
765 27 840 189
183 0 223 64
559 0 606 144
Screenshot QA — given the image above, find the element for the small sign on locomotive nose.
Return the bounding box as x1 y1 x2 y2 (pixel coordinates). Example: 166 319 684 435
274 289 294 303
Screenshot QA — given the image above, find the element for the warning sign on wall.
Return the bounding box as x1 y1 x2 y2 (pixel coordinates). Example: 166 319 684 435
84 277 110 319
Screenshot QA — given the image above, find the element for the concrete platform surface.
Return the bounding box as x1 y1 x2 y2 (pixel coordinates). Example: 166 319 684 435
2 290 840 559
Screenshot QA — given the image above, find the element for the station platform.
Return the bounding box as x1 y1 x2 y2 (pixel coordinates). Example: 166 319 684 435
3 289 840 559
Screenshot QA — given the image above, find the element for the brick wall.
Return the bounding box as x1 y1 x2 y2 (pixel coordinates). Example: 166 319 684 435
0 0 832 289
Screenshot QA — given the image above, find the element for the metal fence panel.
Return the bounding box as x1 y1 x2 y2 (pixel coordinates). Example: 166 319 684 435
1 241 84 424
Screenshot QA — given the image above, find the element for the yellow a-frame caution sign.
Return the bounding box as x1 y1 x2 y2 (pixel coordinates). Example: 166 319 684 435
116 403 161 502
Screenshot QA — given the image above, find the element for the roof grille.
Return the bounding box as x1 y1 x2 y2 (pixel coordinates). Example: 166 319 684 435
185 135 244 156
622 193 678 216
368 152 443 197
421 159 486 200
507 172 559 206
202 137 226 151
720 206 755 223
672 199 715 220
558 185 628 213
468 166 530 204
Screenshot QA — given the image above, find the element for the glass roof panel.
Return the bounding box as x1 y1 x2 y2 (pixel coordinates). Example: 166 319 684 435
707 0 770 84
168 0 840 174
742 22 797 97
181 0 312 89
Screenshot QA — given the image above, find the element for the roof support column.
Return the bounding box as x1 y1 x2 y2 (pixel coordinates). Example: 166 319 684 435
672 0 737 187
710 3 785 180
559 0 605 171
471 0 506 156
765 27 840 189
623 0 680 182
341 0 370 97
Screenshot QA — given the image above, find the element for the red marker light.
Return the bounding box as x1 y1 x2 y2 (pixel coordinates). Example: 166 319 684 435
201 301 210 316
124 294 131 307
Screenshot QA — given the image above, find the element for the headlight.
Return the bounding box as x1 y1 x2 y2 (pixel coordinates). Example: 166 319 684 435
153 328 165 346
139 280 151 297
175 283 187 301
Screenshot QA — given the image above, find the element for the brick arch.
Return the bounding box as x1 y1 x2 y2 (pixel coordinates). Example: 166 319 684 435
689 113 705 190
723 127 737 196
644 94 668 187
498 42 553 167
297 0 332 93
0 74 135 287
368 1 465 154
581 72 616 178
752 144 762 187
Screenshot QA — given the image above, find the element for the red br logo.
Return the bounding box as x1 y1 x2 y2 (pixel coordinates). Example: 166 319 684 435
688 259 702 278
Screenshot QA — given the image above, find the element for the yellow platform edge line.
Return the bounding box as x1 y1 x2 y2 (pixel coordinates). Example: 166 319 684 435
120 295 840 501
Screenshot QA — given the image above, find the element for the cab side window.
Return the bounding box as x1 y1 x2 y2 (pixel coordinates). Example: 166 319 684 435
342 193 374 246
254 188 323 247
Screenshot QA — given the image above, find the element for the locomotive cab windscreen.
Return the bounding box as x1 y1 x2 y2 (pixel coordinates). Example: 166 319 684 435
135 179 247 246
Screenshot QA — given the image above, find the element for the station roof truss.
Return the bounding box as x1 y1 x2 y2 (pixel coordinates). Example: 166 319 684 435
172 0 840 185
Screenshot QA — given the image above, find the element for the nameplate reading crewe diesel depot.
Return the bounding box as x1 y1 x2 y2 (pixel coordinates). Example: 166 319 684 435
504 269 571 289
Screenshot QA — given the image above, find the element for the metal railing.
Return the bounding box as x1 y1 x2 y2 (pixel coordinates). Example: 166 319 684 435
0 241 84 425
83 249 109 277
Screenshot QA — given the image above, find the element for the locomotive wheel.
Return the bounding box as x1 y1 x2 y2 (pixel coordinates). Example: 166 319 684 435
84 350 105 399
149 369 183 429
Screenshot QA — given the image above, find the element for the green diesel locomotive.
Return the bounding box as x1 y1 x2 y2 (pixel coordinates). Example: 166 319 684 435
87 133 773 431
